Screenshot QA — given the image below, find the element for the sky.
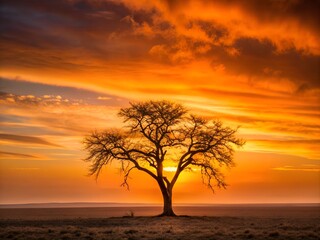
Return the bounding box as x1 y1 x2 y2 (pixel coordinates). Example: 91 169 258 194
0 0 319 204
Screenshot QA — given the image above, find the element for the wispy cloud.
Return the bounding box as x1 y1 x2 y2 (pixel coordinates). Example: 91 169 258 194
0 92 76 106
0 151 38 159
273 165 320 172
0 133 61 147
97 96 112 100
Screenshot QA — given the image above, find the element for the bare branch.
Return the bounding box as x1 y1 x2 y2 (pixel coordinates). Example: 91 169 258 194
84 100 244 198
83 130 158 183
120 164 136 190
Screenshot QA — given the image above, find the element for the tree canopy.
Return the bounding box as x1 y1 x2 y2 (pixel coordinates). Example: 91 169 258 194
84 100 244 216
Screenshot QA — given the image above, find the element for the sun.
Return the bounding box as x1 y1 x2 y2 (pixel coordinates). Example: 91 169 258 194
163 166 177 172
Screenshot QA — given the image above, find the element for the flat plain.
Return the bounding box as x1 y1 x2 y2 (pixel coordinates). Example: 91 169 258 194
0 204 319 240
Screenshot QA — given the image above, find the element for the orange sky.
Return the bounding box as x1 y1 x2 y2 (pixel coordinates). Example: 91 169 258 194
0 0 319 204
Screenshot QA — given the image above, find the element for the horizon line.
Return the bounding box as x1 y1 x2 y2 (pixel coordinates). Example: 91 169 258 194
1 201 319 208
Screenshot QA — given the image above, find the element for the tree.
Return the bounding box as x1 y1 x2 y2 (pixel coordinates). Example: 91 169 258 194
83 100 244 216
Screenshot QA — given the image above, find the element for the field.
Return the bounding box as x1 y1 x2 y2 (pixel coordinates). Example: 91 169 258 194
0 205 319 240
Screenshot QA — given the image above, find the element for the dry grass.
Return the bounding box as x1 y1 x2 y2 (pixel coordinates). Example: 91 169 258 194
0 216 319 240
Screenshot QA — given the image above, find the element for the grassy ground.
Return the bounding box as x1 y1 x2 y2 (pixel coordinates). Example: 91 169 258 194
0 216 319 240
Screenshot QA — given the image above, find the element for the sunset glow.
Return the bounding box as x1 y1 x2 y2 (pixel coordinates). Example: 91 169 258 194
0 0 319 205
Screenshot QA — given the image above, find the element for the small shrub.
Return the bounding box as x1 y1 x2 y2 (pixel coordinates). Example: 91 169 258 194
123 210 135 218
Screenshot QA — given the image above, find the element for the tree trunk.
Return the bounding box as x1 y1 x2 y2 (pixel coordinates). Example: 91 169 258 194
161 193 175 216
158 185 176 216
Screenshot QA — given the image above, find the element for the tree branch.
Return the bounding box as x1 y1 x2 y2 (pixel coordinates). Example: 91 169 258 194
84 100 244 196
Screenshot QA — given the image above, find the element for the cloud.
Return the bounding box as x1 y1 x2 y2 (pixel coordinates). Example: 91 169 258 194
118 0 320 91
0 151 38 159
0 0 319 163
122 0 320 54
0 133 61 147
219 37 320 90
0 77 129 106
0 87 123 138
1 0 319 96
272 165 320 172
0 92 73 106
247 139 320 160
97 96 112 100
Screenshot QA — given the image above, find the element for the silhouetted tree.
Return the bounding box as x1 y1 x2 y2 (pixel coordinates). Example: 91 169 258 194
83 100 244 216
